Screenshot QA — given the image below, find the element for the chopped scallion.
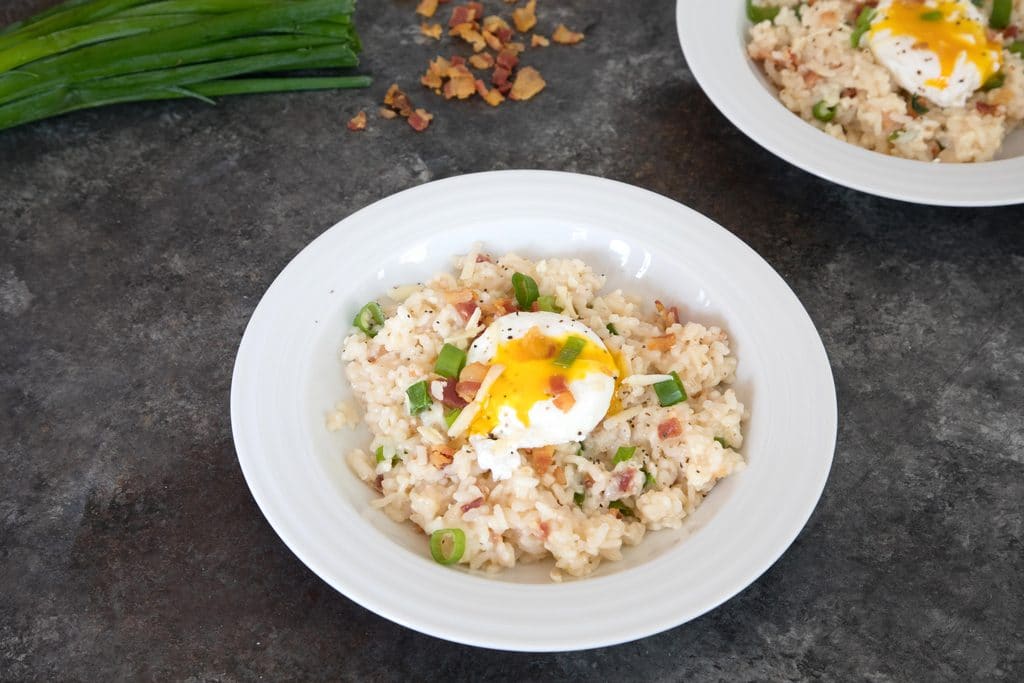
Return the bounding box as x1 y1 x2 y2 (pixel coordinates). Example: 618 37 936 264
434 343 467 379
1010 41 1024 57
553 336 586 368
990 0 1012 29
919 10 943 21
444 408 462 429
812 100 836 123
574 491 585 507
643 468 657 488
653 371 687 406
606 322 619 335
612 446 636 464
608 500 634 517
982 71 1005 91
429 528 466 565
353 301 385 337
850 6 876 47
746 0 780 24
536 295 562 312
511 272 539 310
910 94 929 115
375 445 386 463
406 380 432 415
714 436 730 449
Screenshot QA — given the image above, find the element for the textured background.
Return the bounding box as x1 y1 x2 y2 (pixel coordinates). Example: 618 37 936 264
2 0 1022 680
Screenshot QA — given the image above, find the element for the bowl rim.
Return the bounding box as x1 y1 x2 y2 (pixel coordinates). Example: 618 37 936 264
230 170 839 651
676 0 1024 207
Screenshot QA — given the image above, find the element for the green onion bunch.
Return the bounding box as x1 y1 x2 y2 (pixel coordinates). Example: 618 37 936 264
0 0 369 131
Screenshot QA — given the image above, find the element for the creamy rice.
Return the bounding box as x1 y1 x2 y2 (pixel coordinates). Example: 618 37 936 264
747 0 1024 162
329 248 746 579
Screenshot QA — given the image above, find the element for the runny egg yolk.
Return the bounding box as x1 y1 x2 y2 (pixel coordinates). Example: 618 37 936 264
468 327 618 436
870 0 1002 91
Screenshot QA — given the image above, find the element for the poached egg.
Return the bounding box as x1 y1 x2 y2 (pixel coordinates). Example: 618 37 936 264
465 312 618 480
867 0 1003 108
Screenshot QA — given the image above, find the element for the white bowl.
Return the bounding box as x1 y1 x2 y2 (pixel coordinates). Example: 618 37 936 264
677 1 1024 206
231 170 837 651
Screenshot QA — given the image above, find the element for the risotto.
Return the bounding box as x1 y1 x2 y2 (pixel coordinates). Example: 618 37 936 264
747 0 1024 162
329 248 746 579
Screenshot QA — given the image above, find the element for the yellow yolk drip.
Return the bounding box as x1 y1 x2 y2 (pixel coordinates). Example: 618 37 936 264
469 328 618 436
870 1 1002 90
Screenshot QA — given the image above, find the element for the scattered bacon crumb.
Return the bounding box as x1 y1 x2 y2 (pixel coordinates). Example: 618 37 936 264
654 299 679 327
440 378 469 408
512 0 537 32
454 300 479 321
383 83 414 117
461 497 484 513
444 288 475 304
617 469 636 492
538 520 551 539
455 380 481 402
420 22 442 39
646 334 676 352
522 326 558 359
841 87 858 99
460 362 490 384
657 417 683 440
1005 25 1019 39
469 52 494 69
475 253 492 263
553 465 566 485
531 34 549 47
416 0 439 18
551 24 584 45
976 101 997 115
443 64 477 99
429 444 455 467
408 107 434 132
490 297 519 316
378 107 398 119
495 47 519 71
509 65 545 101
549 375 576 412
483 15 510 33
451 23 487 51
525 445 554 475
346 110 367 131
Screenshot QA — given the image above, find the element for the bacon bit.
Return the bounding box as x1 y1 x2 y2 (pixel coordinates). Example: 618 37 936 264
482 29 504 51
553 465 566 485
495 48 519 71
525 445 554 474
379 107 398 119
475 253 492 263
818 10 838 26
373 475 384 492
531 34 549 47
583 474 595 489
490 297 519 315
416 0 439 18
841 87 858 98
976 101 997 115
454 300 479 321
460 361 490 384
482 15 510 33
449 55 466 67
449 5 474 27
408 108 434 132
420 56 448 90
460 496 484 513
522 326 558 359
383 83 414 117
654 299 679 327
420 22 442 39
657 417 683 440
451 23 486 51
549 375 576 412
475 80 505 106
443 64 477 99
469 53 494 69
617 469 636 492
443 288 475 304
428 444 455 467
455 380 481 402
504 41 526 55
495 26 513 44
803 70 821 87
509 65 545 101
346 110 367 132
1004 25 1019 39
551 24 584 45
440 378 469 408
511 0 536 32
538 520 551 539
492 65 512 88
646 334 676 352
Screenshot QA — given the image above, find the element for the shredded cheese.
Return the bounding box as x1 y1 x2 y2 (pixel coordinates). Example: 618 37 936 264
447 364 505 438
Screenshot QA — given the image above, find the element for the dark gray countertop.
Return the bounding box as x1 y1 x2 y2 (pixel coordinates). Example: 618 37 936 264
2 0 1022 680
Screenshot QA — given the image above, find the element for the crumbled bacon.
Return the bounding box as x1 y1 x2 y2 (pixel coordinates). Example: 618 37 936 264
495 26 513 44
538 520 550 539
455 381 481 402
420 22 442 39
444 288 475 304
451 23 486 51
1005 25 1019 39
495 48 519 71
525 445 554 474
646 334 676 352
416 0 439 18
511 0 537 32
475 253 492 263
553 465 566 485
440 378 469 408
428 444 455 467
449 5 474 27
469 52 494 69
657 417 682 440
551 24 584 45
378 107 398 120
976 101 997 115
443 64 477 99
454 300 479 321
549 375 575 412
522 326 558 359
346 110 367 131
654 299 679 327
459 362 490 383
408 107 434 132
509 66 545 101
490 297 519 315
841 87 858 99
616 469 636 492
482 15 510 33
531 34 549 47
460 496 484 513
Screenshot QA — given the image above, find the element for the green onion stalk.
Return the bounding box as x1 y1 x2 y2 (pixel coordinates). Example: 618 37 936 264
0 0 369 131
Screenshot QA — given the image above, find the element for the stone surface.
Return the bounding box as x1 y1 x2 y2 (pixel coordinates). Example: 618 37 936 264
1 0 1022 680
